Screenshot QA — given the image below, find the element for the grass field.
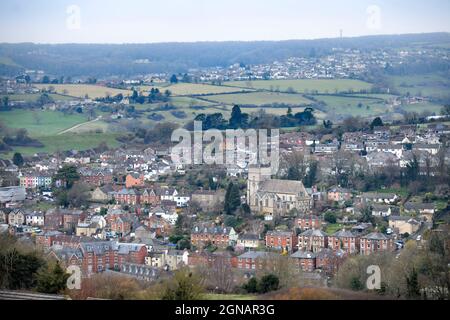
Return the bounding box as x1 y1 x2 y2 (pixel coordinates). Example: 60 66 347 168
225 79 373 94
314 95 388 117
4 132 121 157
204 91 313 106
399 101 444 114
0 109 88 136
140 83 249 96
34 84 132 99
1 93 77 102
388 74 450 98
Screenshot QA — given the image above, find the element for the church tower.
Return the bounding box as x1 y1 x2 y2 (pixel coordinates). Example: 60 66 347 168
247 165 272 211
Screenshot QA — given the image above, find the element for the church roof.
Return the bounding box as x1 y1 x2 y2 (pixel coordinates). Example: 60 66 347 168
259 179 308 196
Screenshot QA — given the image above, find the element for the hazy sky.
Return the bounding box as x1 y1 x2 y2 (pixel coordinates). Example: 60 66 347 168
1 0 449 43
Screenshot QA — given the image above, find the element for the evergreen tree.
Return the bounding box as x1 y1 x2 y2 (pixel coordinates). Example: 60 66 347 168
36 262 70 294
224 182 241 215
287 166 301 181
406 268 421 299
12 152 24 167
370 117 384 130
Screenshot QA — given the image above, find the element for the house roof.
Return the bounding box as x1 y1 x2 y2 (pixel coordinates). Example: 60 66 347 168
291 250 316 259
332 229 356 238
363 232 391 241
300 229 328 237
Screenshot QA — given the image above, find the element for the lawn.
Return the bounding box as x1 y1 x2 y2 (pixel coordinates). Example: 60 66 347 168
34 84 132 99
225 79 373 94
141 83 248 96
204 91 313 106
4 132 121 157
0 109 88 136
325 223 345 234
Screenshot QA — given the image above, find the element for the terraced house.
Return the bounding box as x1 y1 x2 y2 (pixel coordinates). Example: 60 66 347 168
19 171 52 189
49 241 147 276
191 225 238 248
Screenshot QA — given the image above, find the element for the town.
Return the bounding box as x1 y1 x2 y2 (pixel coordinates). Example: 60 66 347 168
0 106 448 299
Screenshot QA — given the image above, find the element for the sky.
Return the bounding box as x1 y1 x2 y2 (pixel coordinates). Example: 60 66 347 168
0 0 449 43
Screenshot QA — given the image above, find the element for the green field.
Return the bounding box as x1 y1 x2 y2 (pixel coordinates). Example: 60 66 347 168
3 132 121 157
399 102 444 114
1 93 77 102
140 83 248 96
204 91 313 106
0 109 88 136
34 84 132 99
225 79 373 94
388 74 450 98
314 95 388 117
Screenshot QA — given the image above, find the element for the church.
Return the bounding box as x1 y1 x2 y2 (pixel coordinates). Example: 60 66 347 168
247 165 312 220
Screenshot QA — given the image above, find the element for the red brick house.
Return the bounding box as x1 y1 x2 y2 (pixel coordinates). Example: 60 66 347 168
141 188 160 205
51 241 148 276
295 214 323 231
360 232 394 256
265 231 298 252
35 231 63 250
112 188 140 205
191 225 238 248
236 251 277 270
316 248 347 275
290 250 316 272
79 168 113 187
298 229 328 253
328 229 360 254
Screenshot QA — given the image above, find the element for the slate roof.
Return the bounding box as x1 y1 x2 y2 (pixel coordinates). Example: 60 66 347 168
300 229 328 237
291 251 316 259
259 179 308 196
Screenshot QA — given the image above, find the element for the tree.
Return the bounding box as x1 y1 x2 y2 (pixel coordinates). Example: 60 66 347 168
324 211 337 224
53 165 80 189
42 75 50 84
161 268 204 300
243 277 258 293
0 248 44 290
370 117 384 131
287 166 301 181
405 268 421 299
12 152 24 167
36 262 70 294
229 105 248 129
350 276 364 291
66 182 90 207
257 274 280 293
170 74 178 84
224 182 241 215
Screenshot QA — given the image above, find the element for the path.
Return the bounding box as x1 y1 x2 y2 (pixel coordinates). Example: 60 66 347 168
57 116 102 135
